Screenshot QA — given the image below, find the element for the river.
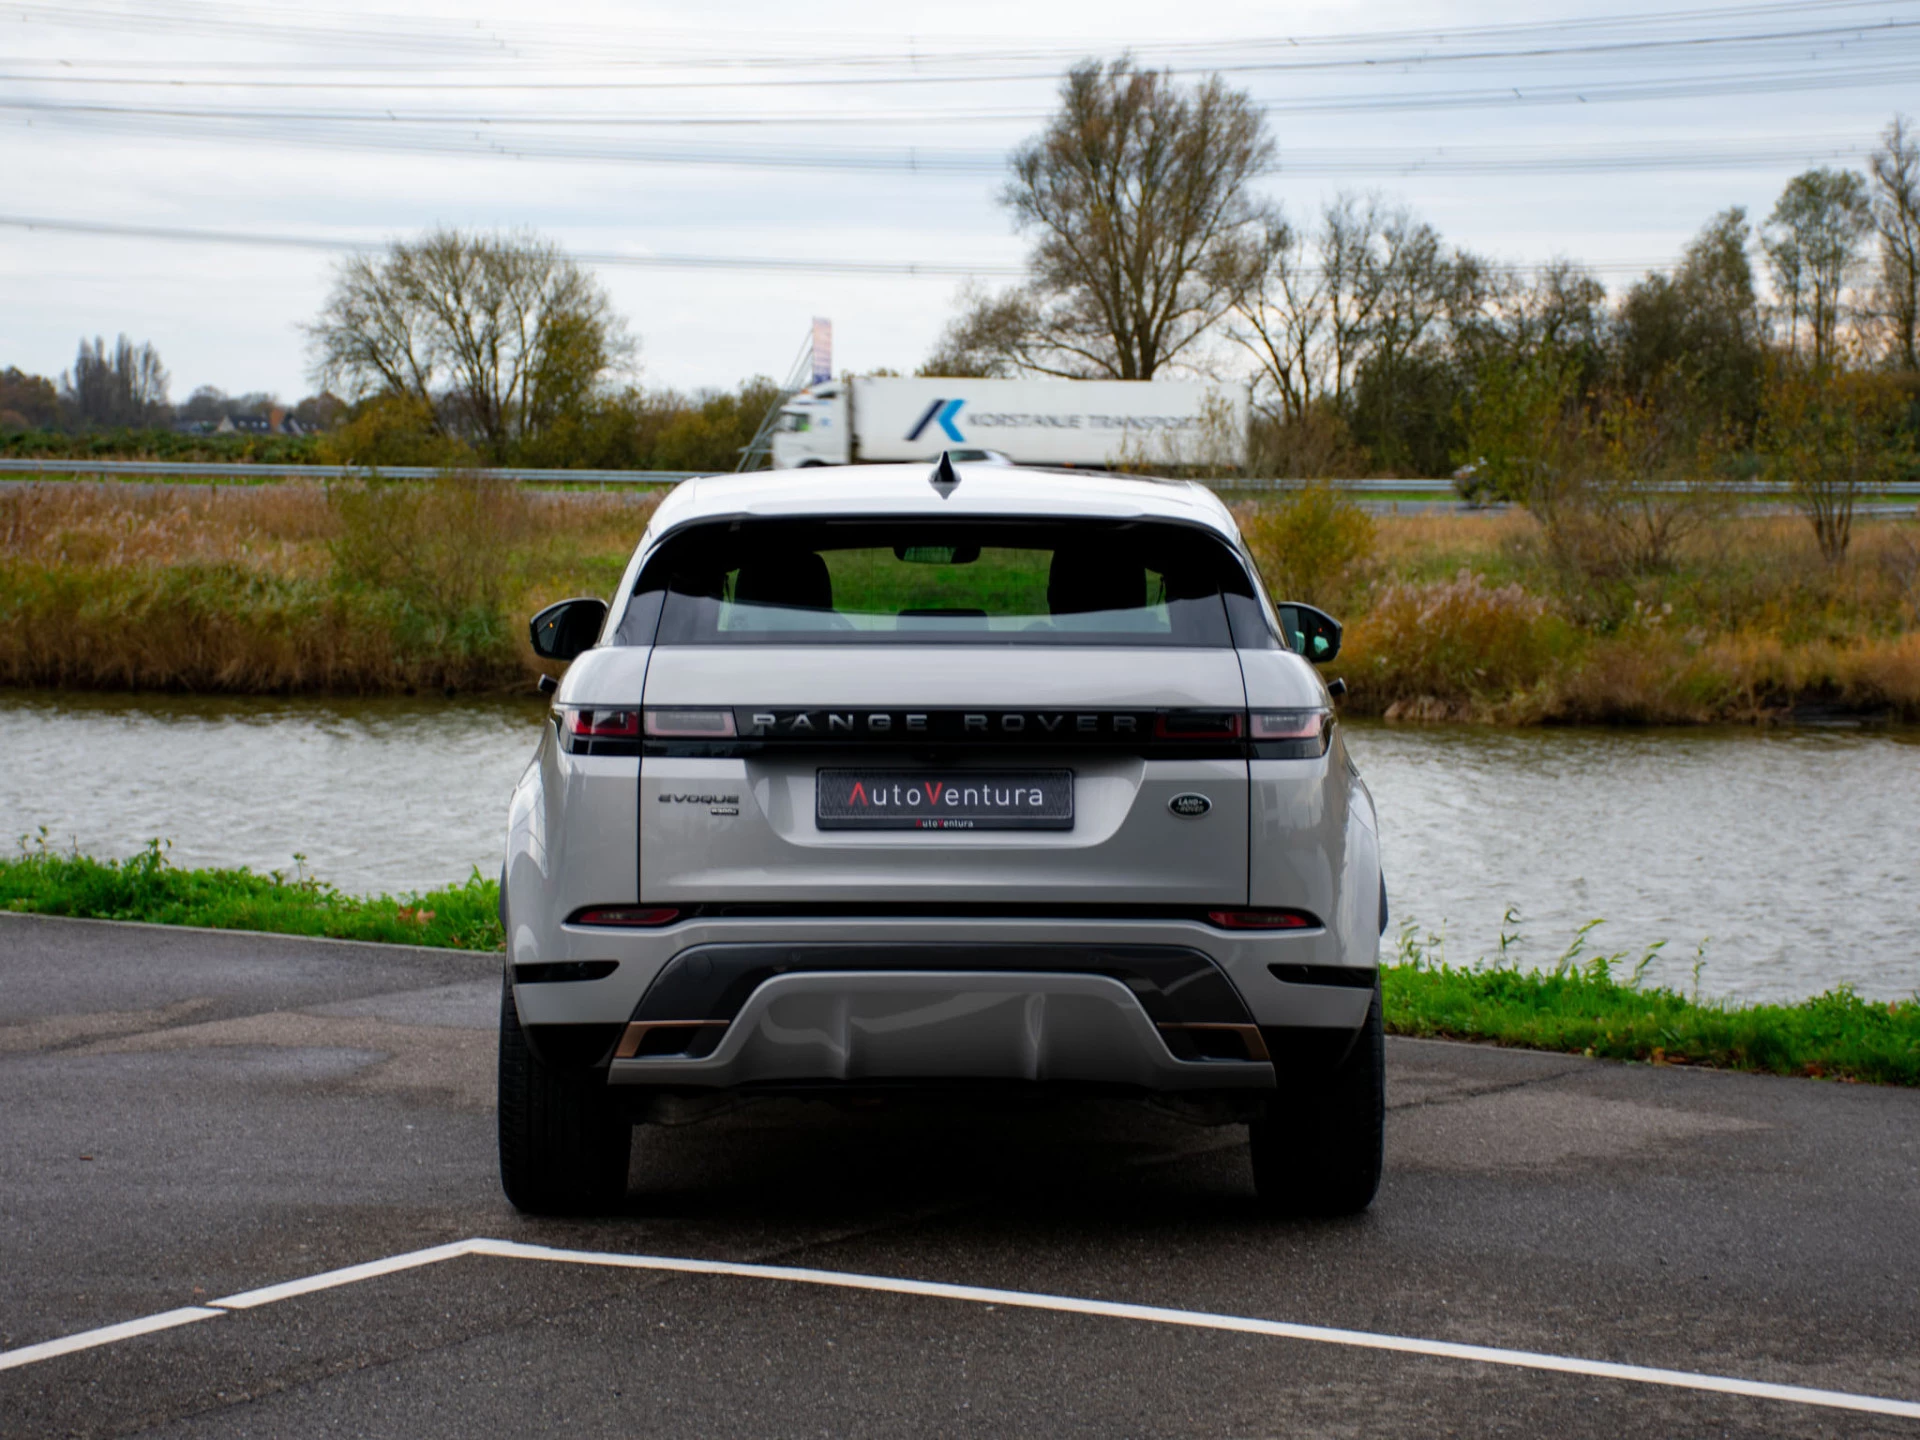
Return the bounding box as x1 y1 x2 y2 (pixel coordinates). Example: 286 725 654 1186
1 690 1914 1004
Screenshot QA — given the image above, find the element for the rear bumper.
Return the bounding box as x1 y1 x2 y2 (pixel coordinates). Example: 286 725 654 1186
608 969 1275 1091
513 915 1373 1027
510 917 1376 1090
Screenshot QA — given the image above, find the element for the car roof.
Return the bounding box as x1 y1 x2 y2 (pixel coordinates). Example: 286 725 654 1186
647 464 1240 540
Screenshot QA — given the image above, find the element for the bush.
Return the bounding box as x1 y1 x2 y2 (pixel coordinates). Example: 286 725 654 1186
316 395 477 469
1235 483 1376 608
1342 569 1571 717
327 473 531 658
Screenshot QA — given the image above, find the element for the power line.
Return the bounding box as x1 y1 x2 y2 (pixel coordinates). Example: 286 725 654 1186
0 214 1030 277
0 212 1678 280
4 0 1908 72
7 15 1916 86
0 98 1891 177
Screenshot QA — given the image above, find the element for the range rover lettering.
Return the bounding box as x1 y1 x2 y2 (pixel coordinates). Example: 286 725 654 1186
501 457 1385 1215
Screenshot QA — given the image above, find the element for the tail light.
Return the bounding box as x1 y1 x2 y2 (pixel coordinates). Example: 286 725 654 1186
644 708 737 738
1206 909 1318 930
1154 710 1243 739
561 708 641 739
569 906 681 927
1250 708 1331 758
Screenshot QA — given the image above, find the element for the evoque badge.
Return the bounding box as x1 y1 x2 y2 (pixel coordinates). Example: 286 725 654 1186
1168 793 1211 818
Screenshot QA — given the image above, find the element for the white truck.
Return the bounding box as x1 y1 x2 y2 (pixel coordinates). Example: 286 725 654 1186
770 376 1247 470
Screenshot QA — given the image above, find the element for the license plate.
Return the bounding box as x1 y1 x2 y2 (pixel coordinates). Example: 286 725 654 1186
816 769 1074 830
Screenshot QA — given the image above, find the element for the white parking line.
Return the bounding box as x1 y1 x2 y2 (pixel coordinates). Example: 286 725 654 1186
0 1307 223 1372
3 1239 1917 1422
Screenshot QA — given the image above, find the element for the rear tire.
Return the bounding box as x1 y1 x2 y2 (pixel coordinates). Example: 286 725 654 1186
497 974 631 1215
1249 986 1384 1216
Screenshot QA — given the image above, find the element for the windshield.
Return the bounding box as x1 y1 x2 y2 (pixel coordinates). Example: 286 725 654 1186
641 518 1253 647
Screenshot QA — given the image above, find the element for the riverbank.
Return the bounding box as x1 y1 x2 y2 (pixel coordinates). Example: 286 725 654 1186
6 844 1914 1085
2 477 1916 719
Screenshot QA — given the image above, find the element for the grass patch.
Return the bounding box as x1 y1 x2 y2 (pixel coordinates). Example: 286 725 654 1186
0 838 503 951
1384 917 1920 1086
5 841 1916 1086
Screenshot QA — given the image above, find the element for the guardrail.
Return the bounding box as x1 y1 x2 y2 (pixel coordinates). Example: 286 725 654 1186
2 458 1917 497
0 459 702 484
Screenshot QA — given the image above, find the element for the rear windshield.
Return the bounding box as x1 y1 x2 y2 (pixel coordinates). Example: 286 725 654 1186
639 518 1254 647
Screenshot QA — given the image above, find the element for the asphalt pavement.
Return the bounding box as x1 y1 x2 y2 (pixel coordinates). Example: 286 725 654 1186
3 911 1917 1438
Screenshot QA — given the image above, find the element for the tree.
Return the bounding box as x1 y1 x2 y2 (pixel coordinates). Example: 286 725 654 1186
1231 194 1393 424
1614 209 1763 434
1759 361 1908 562
1348 214 1488 472
0 367 60 430
61 336 169 430
990 58 1272 379
306 229 634 461
1763 169 1871 365
918 284 1032 377
1869 115 1920 370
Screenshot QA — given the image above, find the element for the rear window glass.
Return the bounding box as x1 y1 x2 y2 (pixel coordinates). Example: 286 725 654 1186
641 519 1252 647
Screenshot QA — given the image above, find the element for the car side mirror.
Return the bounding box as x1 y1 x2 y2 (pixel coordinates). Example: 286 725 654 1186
529 597 608 662
1277 602 1342 663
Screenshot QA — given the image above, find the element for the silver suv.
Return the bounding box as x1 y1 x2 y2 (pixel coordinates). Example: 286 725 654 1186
499 460 1385 1215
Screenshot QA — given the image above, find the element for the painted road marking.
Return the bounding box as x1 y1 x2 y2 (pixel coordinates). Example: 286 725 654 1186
2 1238 1917 1422
0 1307 223 1372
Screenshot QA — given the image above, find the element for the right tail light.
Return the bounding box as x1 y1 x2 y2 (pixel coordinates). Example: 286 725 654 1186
1250 708 1331 758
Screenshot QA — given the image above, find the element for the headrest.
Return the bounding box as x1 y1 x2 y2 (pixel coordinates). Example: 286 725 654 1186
734 551 834 611
1047 548 1146 616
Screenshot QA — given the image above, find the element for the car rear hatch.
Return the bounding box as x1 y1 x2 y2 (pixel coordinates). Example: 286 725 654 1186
640 647 1249 906
631 514 1255 910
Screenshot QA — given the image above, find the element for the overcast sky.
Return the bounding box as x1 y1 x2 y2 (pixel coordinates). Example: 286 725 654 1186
3 0 1916 402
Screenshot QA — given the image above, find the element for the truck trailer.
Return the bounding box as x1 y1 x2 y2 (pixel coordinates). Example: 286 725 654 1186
770 376 1246 470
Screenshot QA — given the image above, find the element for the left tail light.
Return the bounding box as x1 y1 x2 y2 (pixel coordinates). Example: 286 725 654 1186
562 708 641 739
556 707 644 755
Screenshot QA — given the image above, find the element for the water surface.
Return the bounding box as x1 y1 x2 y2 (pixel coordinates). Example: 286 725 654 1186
1 691 1913 1003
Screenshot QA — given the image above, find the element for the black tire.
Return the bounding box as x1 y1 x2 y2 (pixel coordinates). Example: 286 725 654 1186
497 973 632 1215
1249 986 1384 1216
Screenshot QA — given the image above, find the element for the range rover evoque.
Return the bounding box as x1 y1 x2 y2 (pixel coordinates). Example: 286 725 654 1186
500 458 1386 1215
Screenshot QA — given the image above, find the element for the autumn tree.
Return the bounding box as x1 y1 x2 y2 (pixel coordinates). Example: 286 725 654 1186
933 59 1271 380
1869 115 1920 370
0 367 60 430
1614 208 1765 434
1759 361 1909 562
62 336 170 430
306 229 634 461
1764 169 1872 365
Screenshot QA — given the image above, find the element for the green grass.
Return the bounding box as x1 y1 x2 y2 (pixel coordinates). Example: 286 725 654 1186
0 838 503 951
5 840 1916 1086
1384 919 1920 1086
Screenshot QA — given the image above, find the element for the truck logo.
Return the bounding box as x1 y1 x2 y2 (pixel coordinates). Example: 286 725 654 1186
905 398 966 443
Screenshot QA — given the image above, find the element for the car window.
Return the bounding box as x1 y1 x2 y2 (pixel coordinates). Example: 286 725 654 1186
643 518 1249 647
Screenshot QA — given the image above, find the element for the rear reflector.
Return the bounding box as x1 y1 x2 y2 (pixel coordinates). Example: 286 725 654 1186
562 708 641 739
570 906 682 927
644 708 737 738
1206 909 1317 930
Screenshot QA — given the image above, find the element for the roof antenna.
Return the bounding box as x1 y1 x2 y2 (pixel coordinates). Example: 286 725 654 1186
928 450 960 498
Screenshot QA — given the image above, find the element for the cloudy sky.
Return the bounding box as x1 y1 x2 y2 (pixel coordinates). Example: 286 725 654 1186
3 0 1916 403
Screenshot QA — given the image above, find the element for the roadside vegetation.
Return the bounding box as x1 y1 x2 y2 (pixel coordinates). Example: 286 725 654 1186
7 841 1914 1085
1237 486 1920 723
0 476 660 692
0 838 503 951
3 473 1914 717
1383 915 1920 1086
